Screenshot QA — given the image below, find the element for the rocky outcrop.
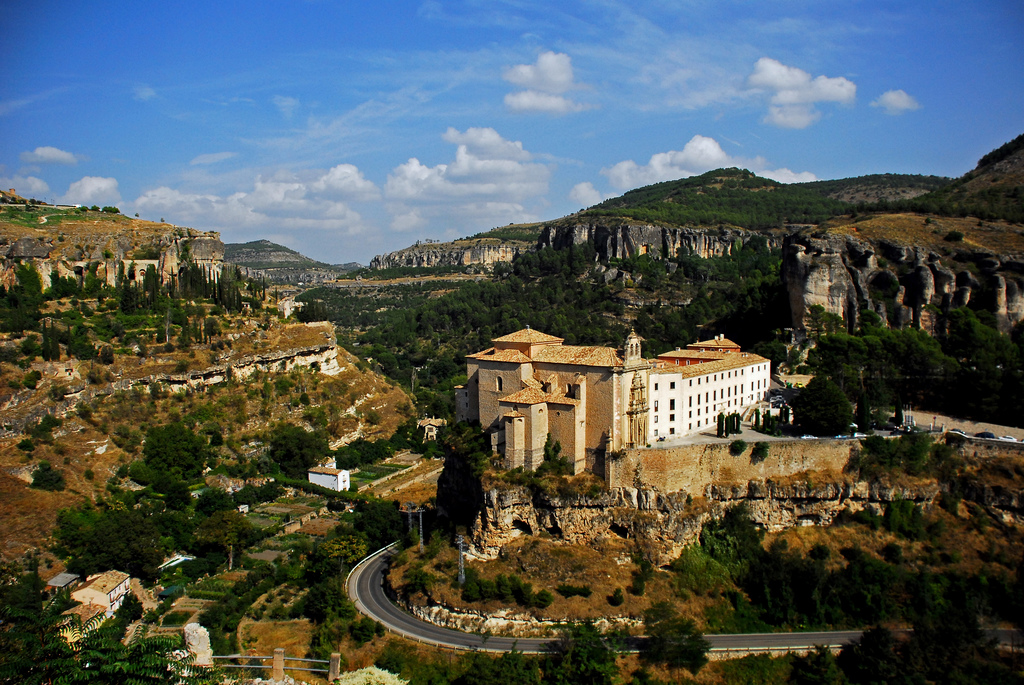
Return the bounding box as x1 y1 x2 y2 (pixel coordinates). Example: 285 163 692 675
0 229 225 291
437 439 1024 567
370 243 527 270
539 221 781 262
782 232 1024 332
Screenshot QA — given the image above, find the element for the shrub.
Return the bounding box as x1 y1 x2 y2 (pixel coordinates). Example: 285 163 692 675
556 584 593 598
944 230 964 242
751 442 769 463
608 588 625 606
31 461 65 491
729 439 747 456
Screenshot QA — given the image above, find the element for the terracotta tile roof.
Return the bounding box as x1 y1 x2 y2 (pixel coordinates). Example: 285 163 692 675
658 349 727 361
309 466 345 475
503 410 525 418
651 352 768 379
688 337 741 350
78 571 129 595
492 329 563 344
498 387 551 405
498 387 580 406
533 345 623 367
467 347 534 364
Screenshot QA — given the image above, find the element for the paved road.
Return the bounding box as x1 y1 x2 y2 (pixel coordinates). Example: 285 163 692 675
346 545 897 655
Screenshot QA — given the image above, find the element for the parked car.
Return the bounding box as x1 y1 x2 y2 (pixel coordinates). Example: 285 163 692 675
975 431 997 439
948 429 968 437
997 435 1018 442
800 435 816 440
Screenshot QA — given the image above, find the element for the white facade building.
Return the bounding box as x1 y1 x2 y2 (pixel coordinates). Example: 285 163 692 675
648 335 771 439
308 466 351 492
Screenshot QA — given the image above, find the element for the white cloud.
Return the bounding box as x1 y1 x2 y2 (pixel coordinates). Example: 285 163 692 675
871 89 920 115
504 51 575 93
441 127 531 161
20 146 78 165
504 91 587 114
134 85 157 101
384 127 550 235
601 135 816 190
273 95 300 118
503 51 588 114
190 152 238 165
131 165 376 241
0 175 50 196
389 208 427 233
569 182 605 207
63 176 121 205
747 57 856 128
385 128 548 201
312 164 381 201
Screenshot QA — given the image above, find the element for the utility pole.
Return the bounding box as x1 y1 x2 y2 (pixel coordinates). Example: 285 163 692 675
401 501 425 553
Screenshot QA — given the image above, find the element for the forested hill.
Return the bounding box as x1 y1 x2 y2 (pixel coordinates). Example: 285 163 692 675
225 239 360 271
582 168 849 230
796 173 951 203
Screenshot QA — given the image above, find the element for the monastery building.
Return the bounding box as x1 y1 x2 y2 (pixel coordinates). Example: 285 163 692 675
456 328 770 476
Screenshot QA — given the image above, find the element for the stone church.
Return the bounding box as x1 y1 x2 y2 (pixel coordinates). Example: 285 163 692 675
456 328 772 476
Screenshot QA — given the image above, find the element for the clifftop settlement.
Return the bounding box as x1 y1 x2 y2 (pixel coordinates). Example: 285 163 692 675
456 328 770 478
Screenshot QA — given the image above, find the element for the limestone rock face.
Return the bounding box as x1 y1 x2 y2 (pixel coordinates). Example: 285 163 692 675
781 232 1024 332
538 221 781 262
184 622 213 666
370 243 526 269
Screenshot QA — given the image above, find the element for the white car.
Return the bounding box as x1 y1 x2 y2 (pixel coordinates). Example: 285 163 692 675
997 435 1018 442
800 435 816 440
948 429 968 437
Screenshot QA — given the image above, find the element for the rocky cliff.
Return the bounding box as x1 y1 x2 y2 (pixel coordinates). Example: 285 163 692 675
0 221 224 291
369 241 528 270
437 440 1024 566
782 231 1024 332
538 220 782 261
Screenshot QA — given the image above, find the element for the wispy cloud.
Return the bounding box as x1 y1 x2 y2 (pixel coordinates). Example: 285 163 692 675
273 95 300 118
190 152 238 166
134 85 157 101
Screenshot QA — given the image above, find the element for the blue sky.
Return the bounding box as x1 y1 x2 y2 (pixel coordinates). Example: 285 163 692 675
2 1 1021 264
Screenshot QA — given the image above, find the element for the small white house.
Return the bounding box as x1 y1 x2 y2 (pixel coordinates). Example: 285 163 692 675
308 466 350 492
71 570 131 618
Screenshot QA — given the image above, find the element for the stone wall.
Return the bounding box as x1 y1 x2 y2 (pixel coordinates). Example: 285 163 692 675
605 440 853 494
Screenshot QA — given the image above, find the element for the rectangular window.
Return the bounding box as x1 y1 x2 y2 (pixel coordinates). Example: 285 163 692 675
670 427 675 435
654 383 659 391
654 400 659 410
670 382 676 389
689 423 692 430
689 380 693 386
689 397 692 407
669 399 675 410
689 411 692 418
654 415 659 423
713 390 716 401
669 414 675 421
654 429 658 436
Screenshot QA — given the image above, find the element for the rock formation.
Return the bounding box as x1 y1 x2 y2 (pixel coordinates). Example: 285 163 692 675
781 232 1024 332
184 622 213 666
370 242 527 270
539 221 781 262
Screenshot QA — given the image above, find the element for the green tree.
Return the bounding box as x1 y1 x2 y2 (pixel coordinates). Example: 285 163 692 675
641 602 710 673
143 422 211 479
547 622 620 685
791 376 853 436
30 461 66 491
196 510 252 570
268 423 329 478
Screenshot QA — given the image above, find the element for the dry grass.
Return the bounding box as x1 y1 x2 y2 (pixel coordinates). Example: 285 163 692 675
825 213 1024 255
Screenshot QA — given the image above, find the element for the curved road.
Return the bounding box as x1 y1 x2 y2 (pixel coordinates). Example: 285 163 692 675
347 544 872 655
